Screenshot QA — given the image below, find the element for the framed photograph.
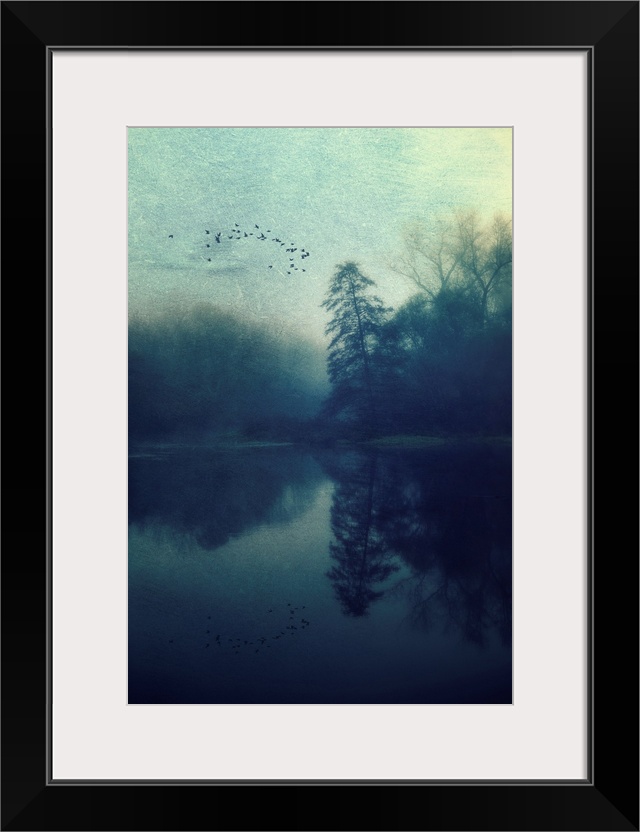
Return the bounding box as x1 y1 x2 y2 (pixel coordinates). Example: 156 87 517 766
3 2 637 830
126 123 514 711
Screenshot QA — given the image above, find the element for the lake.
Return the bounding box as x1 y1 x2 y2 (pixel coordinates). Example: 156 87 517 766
128 443 512 704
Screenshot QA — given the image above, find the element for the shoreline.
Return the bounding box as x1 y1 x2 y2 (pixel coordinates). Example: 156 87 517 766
129 435 512 454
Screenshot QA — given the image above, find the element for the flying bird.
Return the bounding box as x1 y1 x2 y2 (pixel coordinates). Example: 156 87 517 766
205 230 210 234
168 234 173 239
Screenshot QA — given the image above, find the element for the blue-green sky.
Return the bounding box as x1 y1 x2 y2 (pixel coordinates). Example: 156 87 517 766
129 128 511 344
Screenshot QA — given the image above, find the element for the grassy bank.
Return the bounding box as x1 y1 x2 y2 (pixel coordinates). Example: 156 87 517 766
362 435 512 449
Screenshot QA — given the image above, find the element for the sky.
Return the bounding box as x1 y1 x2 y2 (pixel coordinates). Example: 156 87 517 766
128 127 511 345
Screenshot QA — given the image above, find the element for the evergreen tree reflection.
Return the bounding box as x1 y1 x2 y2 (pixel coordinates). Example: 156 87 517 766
323 447 512 645
325 453 400 616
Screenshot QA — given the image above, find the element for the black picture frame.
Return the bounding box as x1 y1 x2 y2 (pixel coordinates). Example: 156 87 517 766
2 2 638 830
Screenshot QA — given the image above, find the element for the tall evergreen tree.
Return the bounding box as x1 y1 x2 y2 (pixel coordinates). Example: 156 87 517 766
321 262 391 434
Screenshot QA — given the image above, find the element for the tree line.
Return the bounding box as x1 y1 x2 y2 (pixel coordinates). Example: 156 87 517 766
129 210 511 443
320 211 512 439
129 304 327 441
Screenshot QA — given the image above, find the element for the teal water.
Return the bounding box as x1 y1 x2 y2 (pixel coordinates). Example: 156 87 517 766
128 445 511 704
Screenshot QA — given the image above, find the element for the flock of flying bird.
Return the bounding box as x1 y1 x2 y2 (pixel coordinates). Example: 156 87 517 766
168 223 311 275
167 602 311 656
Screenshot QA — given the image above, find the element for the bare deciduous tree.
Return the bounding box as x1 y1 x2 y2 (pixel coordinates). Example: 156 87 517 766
390 211 512 325
389 219 461 300
454 211 512 325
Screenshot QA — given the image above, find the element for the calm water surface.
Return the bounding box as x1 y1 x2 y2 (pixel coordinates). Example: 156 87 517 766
129 444 512 704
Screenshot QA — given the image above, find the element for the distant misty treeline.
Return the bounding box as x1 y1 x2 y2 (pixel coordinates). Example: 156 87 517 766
129 211 511 442
129 305 327 441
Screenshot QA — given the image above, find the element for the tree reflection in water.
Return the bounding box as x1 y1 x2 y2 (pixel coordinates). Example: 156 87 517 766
129 447 324 551
322 446 512 646
324 453 400 616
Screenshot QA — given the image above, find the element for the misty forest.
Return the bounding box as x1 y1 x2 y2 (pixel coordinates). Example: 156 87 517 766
129 128 512 705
